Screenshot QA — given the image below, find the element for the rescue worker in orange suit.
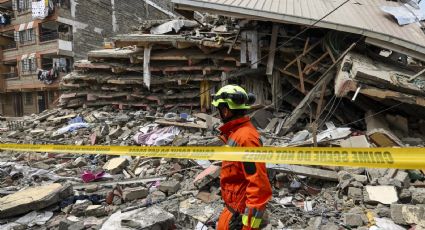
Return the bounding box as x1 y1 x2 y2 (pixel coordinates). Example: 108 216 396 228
212 85 273 230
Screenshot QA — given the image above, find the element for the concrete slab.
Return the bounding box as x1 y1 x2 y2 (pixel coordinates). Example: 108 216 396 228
0 183 73 218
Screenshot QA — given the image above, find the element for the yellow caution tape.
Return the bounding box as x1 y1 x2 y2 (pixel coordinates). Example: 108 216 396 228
0 144 424 169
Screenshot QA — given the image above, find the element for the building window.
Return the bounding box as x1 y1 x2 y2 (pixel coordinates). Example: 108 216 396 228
17 0 32 13
24 92 33 105
18 29 35 45
21 58 37 73
48 91 56 103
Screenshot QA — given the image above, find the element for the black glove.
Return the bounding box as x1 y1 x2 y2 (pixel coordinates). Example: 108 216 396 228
229 212 243 230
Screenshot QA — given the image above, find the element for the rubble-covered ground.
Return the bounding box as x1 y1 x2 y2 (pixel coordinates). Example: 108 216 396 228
0 107 424 230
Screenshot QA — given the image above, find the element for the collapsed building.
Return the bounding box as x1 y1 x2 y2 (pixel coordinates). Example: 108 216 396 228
59 0 425 145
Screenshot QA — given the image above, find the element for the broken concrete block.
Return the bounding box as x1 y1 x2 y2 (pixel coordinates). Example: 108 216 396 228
193 165 221 189
32 162 51 170
367 168 388 181
100 206 175 230
393 170 410 188
343 213 364 227
411 188 425 204
306 217 322 230
348 187 363 203
72 157 87 168
385 168 398 179
338 171 353 182
172 173 184 182
377 177 391 186
108 127 123 139
390 204 425 225
158 181 181 195
340 135 371 147
365 186 398 205
353 175 368 184
70 200 93 217
251 109 274 129
59 220 84 230
134 167 144 176
85 185 99 193
0 183 73 218
399 189 412 203
179 198 222 223
118 130 132 140
320 223 339 230
196 191 220 203
103 157 129 174
151 159 161 167
375 204 391 218
83 216 105 229
85 205 107 217
148 190 166 203
123 187 149 202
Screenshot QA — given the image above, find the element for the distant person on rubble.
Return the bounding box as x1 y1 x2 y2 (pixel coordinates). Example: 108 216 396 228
211 85 272 230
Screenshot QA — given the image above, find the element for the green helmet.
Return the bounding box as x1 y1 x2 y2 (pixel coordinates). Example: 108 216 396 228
211 85 255 110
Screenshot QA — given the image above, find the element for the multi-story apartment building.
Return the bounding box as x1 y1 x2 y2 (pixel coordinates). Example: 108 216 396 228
0 0 173 116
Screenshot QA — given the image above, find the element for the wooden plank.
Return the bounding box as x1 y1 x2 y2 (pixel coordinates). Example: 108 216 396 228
325 45 336 63
47 114 77 122
143 44 152 89
284 39 322 70
221 72 229 87
303 51 330 74
248 30 259 69
155 119 207 129
303 37 310 55
240 31 247 64
279 42 357 135
265 117 279 133
227 29 240 54
315 83 327 119
266 24 279 76
271 70 282 109
408 68 425 82
297 58 305 93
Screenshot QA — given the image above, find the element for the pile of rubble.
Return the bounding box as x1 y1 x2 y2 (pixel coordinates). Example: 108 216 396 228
57 17 425 143
0 107 424 229
0 10 424 230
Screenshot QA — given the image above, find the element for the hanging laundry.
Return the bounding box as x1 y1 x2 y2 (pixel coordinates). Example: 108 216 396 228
32 0 50 20
0 14 11 25
37 68 59 85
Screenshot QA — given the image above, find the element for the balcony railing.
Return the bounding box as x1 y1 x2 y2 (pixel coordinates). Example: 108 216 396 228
0 72 18 79
39 32 72 43
39 32 59 43
3 42 16 50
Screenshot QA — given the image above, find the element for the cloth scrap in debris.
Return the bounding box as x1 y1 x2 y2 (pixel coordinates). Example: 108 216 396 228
133 126 180 146
53 123 90 136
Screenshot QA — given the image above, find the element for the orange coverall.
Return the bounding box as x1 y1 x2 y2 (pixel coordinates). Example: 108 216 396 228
217 117 273 230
